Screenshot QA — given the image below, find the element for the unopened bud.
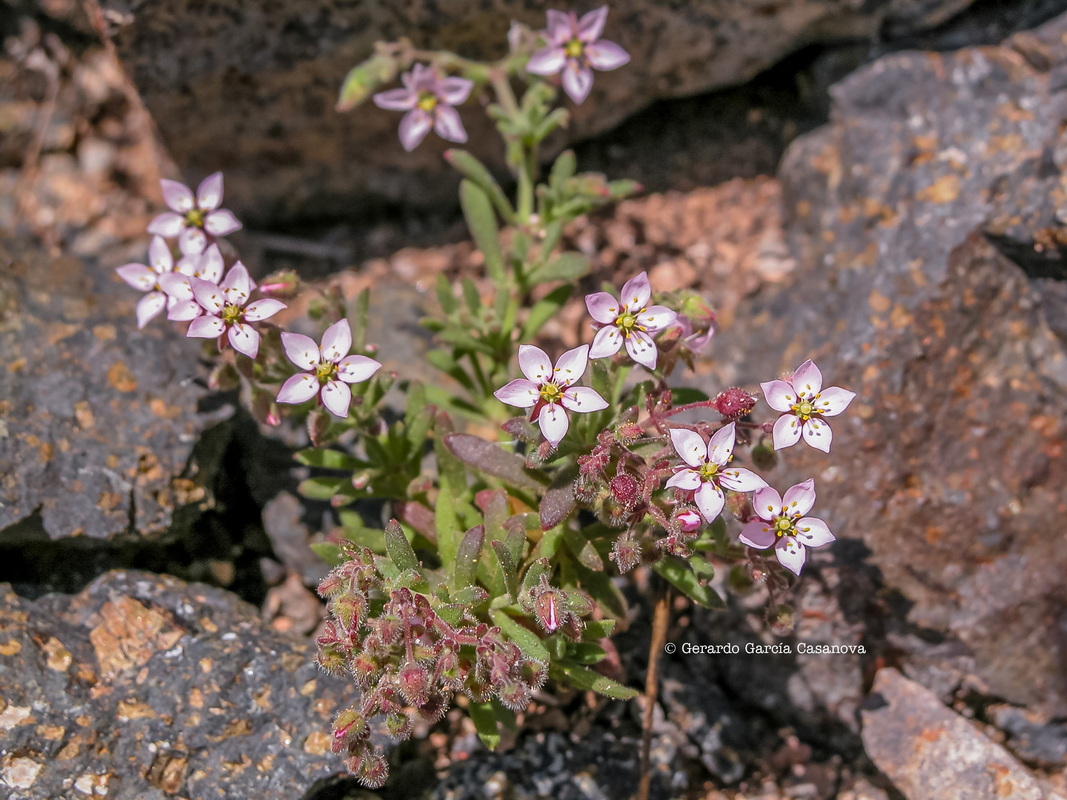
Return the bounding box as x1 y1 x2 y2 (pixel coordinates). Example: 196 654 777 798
534 589 564 632
356 751 390 790
384 711 414 739
714 387 757 419
614 421 644 445
676 509 702 533
611 534 642 573
257 269 301 298
497 681 532 711
609 473 640 508
398 661 430 706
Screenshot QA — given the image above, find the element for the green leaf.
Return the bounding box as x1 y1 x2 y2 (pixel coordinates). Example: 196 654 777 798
384 518 419 573
653 556 725 609
444 433 548 491
521 558 551 597
583 619 616 640
549 662 638 700
444 149 515 223
297 476 345 501
468 700 501 750
453 525 485 588
294 448 367 471
529 251 590 285
460 180 505 284
461 278 482 315
480 491 510 597
352 288 371 352
336 53 398 112
520 283 572 341
434 414 466 567
564 527 604 571
309 542 343 567
337 510 387 552
425 349 476 392
490 610 550 662
435 273 458 314
550 149 576 186
438 326 496 356
566 642 607 665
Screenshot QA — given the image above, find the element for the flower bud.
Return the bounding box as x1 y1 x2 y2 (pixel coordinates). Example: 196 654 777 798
676 509 702 533
614 421 644 445
497 681 532 711
316 643 347 676
384 711 414 740
332 706 366 750
356 751 390 789
208 361 241 391
418 691 449 724
714 387 757 419
534 589 564 633
609 473 640 509
611 535 642 573
256 269 301 298
398 661 430 706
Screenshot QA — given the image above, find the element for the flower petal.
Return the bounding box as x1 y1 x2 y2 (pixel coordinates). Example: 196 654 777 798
665 469 701 491
437 76 473 105
517 345 553 384
669 428 706 468
373 87 417 111
321 380 352 418
795 517 835 548
179 232 206 257
585 291 620 324
801 416 833 452
791 359 823 397
147 212 184 237
772 413 802 450
319 319 352 362
116 263 156 292
619 272 651 312
718 467 767 493
636 305 677 332
433 105 468 143
204 209 242 237
148 236 173 273
816 386 855 417
761 379 796 412
398 109 433 152
775 538 807 575
577 5 608 41
585 40 630 71
739 520 775 549
198 245 225 282
706 422 736 467
221 262 252 305
337 355 381 384
694 482 725 524
537 403 570 447
494 379 539 408
281 332 319 370
187 315 225 339
190 278 225 313
197 172 223 211
157 272 192 300
782 479 816 517
136 292 167 328
552 344 589 386
244 298 286 321
562 62 594 104
526 45 567 76
623 329 658 369
161 179 195 212
228 322 261 359
560 385 608 414
179 226 207 255
545 10 574 44
589 325 623 359
167 299 202 321
277 373 319 404
752 486 783 521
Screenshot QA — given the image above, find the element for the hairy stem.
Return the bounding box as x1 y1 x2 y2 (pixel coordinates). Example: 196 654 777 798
637 580 672 800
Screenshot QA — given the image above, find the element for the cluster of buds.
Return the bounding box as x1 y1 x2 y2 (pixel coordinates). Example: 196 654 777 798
316 536 547 787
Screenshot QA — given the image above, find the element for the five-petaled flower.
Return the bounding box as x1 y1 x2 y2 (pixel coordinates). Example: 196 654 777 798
739 479 834 575
666 423 767 525
586 271 677 369
526 6 630 104
186 263 286 359
276 319 382 418
147 172 242 254
373 64 473 152
115 236 186 328
163 244 226 322
761 360 855 453
494 344 608 447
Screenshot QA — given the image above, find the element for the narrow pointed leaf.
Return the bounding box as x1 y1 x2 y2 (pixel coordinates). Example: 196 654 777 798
444 149 515 223
444 433 548 490
549 662 638 700
490 610 549 662
453 525 485 588
469 700 501 750
384 518 419 573
460 180 504 283
653 556 725 609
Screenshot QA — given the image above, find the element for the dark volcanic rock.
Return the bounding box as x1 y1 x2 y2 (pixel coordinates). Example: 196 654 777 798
0 570 353 799
705 12 1067 717
99 0 982 225
0 237 223 542
861 669 1063 800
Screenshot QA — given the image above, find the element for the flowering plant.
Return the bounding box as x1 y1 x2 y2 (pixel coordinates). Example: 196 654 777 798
116 6 853 792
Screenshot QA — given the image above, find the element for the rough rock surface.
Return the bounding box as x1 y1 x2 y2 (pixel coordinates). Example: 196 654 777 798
99 0 982 224
0 571 353 799
705 11 1067 717
0 237 222 542
861 669 1065 800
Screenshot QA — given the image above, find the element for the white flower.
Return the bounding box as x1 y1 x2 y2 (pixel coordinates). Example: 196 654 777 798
585 272 677 369
185 263 285 359
761 360 855 452
665 422 767 524
147 172 242 253
739 479 835 576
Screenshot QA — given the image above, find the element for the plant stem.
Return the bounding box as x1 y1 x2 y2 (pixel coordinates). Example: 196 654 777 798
637 580 672 800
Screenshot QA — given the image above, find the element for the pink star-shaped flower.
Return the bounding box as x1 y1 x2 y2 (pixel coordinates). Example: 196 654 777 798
761 360 855 452
739 479 835 576
185 263 285 359
147 172 242 254
665 423 767 524
526 6 630 104
373 64 473 152
276 319 382 418
494 344 608 447
162 244 226 322
115 236 187 328
585 271 677 369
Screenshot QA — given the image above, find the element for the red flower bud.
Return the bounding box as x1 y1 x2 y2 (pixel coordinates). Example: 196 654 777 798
714 387 757 419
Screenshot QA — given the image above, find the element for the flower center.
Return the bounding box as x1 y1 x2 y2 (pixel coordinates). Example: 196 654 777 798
697 462 719 481
315 361 338 382
539 382 563 404
221 303 242 324
185 208 206 229
564 38 584 59
416 92 438 113
790 398 818 420
773 516 796 538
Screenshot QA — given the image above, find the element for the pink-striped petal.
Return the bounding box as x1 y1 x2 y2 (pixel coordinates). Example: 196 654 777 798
221 262 252 305
537 403 570 447
197 172 223 211
761 379 796 412
636 305 677 332
373 87 417 111
518 345 553 384
589 325 623 359
694 482 725 524
782 479 816 517
718 467 767 493
187 315 225 339
752 486 783 521
802 416 832 452
398 109 433 152
527 45 566 76
706 422 736 467
135 292 167 328
321 380 352 418
560 385 608 414
816 386 855 417
204 209 242 237
562 62 594 103
772 413 802 450
665 469 701 491
623 330 657 369
147 212 184 237
337 355 381 384
116 263 156 291
585 40 630 71
795 517 834 548
433 105 468 144
494 378 539 408
319 319 352 362
775 538 807 575
669 428 706 468
161 179 195 212
228 322 260 359
190 278 225 314
277 373 320 404
552 345 589 386
619 272 651 312
791 360 823 398
545 10 574 44
281 332 319 370
739 520 775 549
577 5 608 42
